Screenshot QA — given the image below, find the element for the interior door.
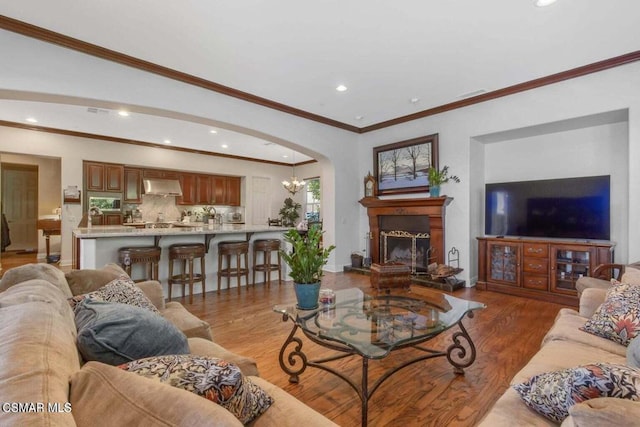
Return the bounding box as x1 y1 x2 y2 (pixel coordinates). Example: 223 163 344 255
1 163 38 252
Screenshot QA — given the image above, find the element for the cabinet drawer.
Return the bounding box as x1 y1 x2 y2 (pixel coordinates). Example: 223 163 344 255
523 274 548 291
523 243 548 258
523 257 549 273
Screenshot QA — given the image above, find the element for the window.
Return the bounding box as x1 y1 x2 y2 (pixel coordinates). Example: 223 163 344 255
305 177 321 222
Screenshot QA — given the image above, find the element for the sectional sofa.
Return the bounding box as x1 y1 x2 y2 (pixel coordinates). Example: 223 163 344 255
0 263 337 426
478 265 640 426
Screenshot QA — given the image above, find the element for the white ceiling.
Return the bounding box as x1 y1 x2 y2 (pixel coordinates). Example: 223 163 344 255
0 0 639 163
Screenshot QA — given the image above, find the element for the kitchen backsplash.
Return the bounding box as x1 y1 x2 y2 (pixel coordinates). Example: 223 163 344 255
123 195 242 223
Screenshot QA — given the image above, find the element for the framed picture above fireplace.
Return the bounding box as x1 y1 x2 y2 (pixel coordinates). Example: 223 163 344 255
373 134 439 196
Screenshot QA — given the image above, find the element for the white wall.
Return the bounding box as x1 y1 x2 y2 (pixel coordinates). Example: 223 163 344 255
359 61 640 284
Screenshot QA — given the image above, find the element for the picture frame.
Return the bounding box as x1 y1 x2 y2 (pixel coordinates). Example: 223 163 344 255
373 134 439 196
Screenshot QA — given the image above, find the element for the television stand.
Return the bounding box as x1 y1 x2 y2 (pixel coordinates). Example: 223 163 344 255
477 236 615 306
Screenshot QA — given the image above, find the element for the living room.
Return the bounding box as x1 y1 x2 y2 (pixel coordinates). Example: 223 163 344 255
1 2 640 426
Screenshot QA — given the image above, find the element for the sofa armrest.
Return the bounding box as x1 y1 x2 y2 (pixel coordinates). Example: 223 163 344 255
579 288 608 318
135 280 165 310
567 397 640 427
162 301 212 340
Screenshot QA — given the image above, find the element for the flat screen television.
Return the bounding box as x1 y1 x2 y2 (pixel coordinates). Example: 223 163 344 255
485 175 610 240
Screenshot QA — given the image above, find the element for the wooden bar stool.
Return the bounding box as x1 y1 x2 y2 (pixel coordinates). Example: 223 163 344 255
168 243 206 304
118 246 161 282
217 240 249 292
252 239 282 286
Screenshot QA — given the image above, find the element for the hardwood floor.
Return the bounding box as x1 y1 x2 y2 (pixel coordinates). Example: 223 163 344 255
181 272 567 427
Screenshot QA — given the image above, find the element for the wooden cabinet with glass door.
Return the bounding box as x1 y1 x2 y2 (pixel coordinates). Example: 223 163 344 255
487 240 520 287
550 245 596 295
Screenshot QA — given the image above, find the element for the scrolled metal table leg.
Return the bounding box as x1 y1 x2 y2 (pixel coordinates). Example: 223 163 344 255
278 322 308 383
446 314 477 374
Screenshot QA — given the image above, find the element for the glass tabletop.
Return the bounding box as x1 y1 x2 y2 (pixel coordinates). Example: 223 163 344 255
273 287 486 359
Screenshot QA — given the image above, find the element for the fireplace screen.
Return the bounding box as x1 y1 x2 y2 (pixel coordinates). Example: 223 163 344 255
381 230 433 274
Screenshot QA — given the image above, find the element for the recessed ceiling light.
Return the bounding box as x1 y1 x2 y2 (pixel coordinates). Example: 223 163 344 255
209 129 218 134
336 85 348 92
118 110 130 117
282 155 289 158
25 117 37 123
410 97 420 104
534 0 557 6
163 139 171 144
221 144 228 149
355 115 364 121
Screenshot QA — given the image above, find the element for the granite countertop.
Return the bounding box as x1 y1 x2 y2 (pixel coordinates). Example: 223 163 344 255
73 223 291 238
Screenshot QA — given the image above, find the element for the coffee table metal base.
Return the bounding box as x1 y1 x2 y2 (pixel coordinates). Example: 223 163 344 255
278 311 478 427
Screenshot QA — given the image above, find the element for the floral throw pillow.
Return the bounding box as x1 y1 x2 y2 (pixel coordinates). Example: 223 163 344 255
68 275 160 315
513 363 640 423
120 355 273 424
581 283 640 346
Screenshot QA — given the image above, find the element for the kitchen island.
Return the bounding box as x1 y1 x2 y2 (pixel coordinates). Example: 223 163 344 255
73 223 292 297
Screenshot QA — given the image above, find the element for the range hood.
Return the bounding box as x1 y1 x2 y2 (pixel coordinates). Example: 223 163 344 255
143 178 183 196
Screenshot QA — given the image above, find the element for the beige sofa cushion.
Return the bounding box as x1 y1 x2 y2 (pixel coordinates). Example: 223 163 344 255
0 283 80 427
69 362 243 427
188 337 259 377
65 263 129 295
542 308 627 357
0 263 72 297
579 288 608 318
136 280 166 310
249 376 339 427
164 301 212 340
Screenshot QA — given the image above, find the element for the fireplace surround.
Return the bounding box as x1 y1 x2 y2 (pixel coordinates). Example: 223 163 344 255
359 196 452 267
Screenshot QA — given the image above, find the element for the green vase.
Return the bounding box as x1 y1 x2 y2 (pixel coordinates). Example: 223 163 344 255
294 282 321 310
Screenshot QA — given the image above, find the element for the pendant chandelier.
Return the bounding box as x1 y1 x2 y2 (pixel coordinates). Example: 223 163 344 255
282 152 306 195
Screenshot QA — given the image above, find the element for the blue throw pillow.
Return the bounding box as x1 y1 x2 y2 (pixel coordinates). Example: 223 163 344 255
75 299 189 365
628 335 640 368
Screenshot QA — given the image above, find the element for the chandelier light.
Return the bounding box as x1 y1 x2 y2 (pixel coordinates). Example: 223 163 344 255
282 152 306 195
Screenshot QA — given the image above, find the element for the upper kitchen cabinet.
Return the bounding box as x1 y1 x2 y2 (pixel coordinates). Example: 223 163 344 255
196 174 212 205
211 176 241 206
143 169 180 180
123 167 143 203
176 173 197 205
85 161 123 192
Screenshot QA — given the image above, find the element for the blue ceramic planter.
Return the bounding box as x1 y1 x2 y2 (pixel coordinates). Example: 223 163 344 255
430 185 441 197
294 282 321 310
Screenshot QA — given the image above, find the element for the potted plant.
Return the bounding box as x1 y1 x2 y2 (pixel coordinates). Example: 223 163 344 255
280 225 336 309
427 165 460 197
279 197 301 227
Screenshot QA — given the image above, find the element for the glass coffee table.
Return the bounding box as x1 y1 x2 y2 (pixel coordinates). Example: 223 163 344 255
273 287 485 427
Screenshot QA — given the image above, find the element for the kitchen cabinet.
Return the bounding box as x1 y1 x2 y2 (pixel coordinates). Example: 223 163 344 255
196 175 212 205
176 173 197 205
211 176 241 206
477 237 614 306
89 213 122 226
143 169 180 180
85 162 123 192
123 167 143 203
